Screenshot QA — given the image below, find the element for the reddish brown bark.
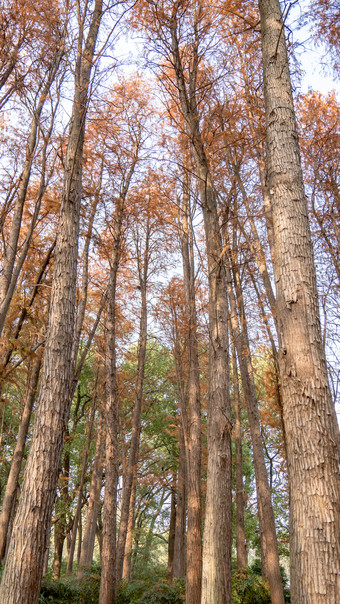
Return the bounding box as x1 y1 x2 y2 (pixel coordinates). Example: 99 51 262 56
259 1 340 601
230 338 247 569
0 357 41 562
0 4 103 601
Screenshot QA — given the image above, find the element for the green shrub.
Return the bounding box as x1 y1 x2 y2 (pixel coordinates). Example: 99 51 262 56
232 568 271 604
39 578 79 603
39 566 100 603
249 558 291 602
116 578 185 604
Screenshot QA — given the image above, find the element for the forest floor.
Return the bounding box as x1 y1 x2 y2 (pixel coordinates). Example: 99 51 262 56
39 561 290 603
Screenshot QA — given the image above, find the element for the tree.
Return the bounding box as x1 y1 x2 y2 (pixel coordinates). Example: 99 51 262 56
177 160 202 603
134 4 233 600
258 0 340 601
0 2 104 601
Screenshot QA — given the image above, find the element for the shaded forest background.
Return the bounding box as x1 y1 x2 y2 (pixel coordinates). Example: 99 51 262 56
0 1 339 603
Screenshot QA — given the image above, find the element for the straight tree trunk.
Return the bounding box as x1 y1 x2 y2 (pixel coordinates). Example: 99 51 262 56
79 417 105 572
52 519 65 581
77 514 82 567
52 447 70 580
116 225 149 583
0 5 103 602
71 173 102 371
99 195 126 604
66 395 96 575
230 338 247 568
167 480 177 581
173 425 186 579
122 466 137 581
99 287 119 604
259 1 340 601
179 172 202 603
99 144 140 602
225 250 284 604
169 10 232 602
0 357 41 562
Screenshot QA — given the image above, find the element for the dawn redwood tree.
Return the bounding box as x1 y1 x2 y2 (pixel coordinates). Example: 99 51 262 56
66 394 97 575
135 3 233 600
177 163 202 602
225 252 284 604
78 414 105 573
230 337 247 569
173 423 186 578
258 0 340 601
121 466 137 580
0 356 41 562
0 2 104 602
162 280 188 579
116 202 151 582
98 77 147 604
229 247 285 603
100 193 127 604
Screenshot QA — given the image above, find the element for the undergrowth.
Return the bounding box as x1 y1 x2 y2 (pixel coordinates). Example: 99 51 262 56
39 561 290 603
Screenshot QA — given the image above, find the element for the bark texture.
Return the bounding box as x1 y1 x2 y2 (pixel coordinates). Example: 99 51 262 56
259 1 340 601
231 339 247 569
169 10 232 602
173 426 186 579
99 194 125 604
225 255 284 604
167 481 177 581
122 467 137 581
0 358 41 562
79 418 105 572
0 4 103 602
179 177 202 604
116 226 149 583
66 396 96 575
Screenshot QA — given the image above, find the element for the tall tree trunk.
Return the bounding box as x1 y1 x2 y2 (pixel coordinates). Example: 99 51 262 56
79 417 105 573
52 447 70 580
179 171 202 603
0 357 41 562
71 173 102 372
99 195 125 604
230 337 247 569
98 145 139 602
167 479 177 581
122 466 137 582
173 425 186 579
259 1 340 601
169 10 232 602
77 514 82 567
66 395 96 575
99 286 119 604
116 225 149 583
225 250 284 604
0 5 103 602
52 518 65 581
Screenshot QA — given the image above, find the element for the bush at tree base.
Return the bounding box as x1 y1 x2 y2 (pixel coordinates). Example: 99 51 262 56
38 564 291 603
